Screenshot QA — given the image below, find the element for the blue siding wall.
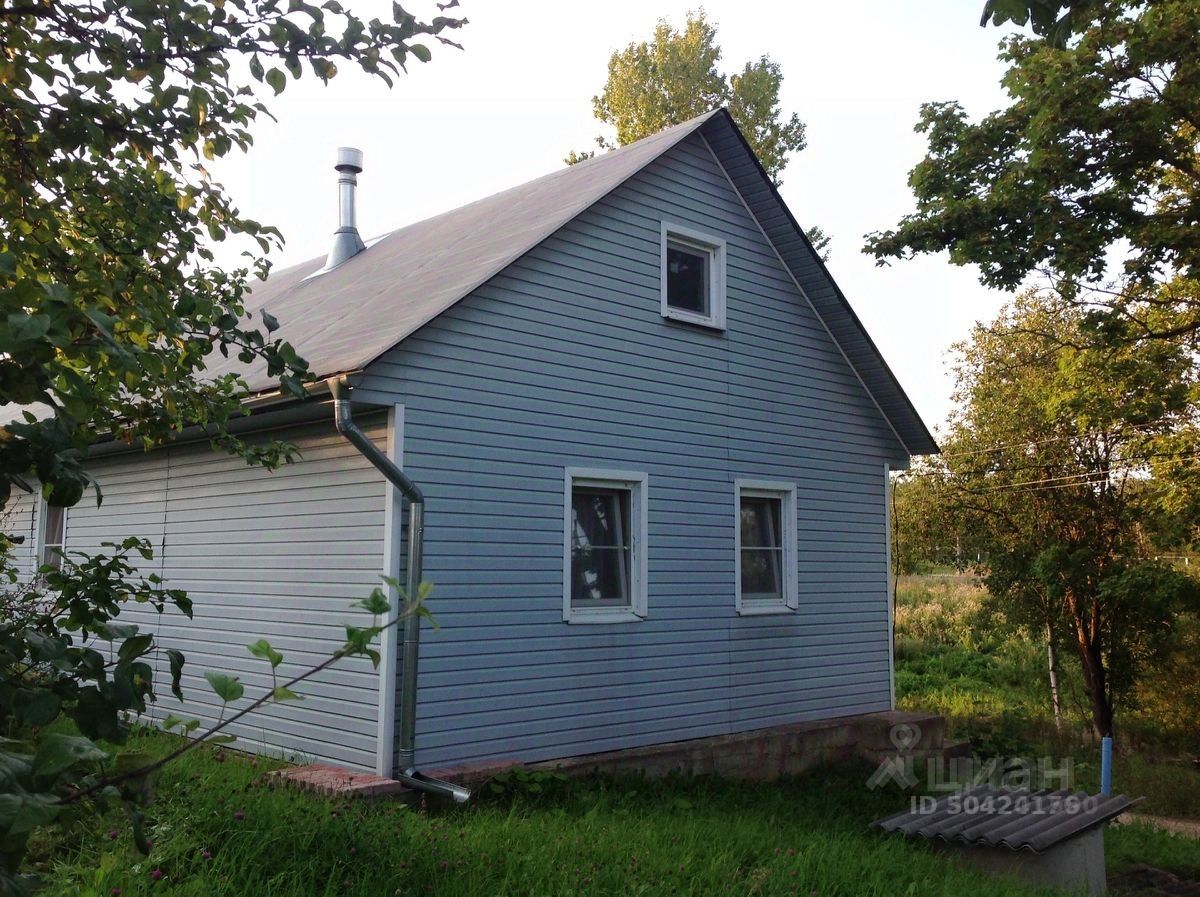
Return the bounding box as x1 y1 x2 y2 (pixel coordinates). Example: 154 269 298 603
359 134 905 767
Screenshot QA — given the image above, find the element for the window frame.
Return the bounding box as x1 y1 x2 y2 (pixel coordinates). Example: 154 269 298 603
37 497 68 572
563 467 649 624
660 221 727 330
734 479 798 615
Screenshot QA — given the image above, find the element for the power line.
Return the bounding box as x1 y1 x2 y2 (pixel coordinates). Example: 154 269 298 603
897 437 1200 483
961 452 1200 497
934 421 1182 460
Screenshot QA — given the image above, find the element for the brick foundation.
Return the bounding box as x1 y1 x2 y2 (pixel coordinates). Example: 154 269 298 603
272 710 965 798
272 764 408 798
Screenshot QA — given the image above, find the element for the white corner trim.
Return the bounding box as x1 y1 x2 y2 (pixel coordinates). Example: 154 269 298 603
697 133 914 459
563 467 649 623
375 403 404 777
660 220 727 330
733 478 798 615
884 463 896 711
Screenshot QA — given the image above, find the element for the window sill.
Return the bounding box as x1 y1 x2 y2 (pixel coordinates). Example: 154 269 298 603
736 603 797 617
661 307 726 331
564 609 646 625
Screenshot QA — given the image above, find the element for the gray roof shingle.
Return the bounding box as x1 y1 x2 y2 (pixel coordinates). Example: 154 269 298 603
7 109 937 454
210 111 720 391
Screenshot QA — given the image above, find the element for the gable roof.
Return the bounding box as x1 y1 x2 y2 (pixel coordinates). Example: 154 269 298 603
217 109 938 456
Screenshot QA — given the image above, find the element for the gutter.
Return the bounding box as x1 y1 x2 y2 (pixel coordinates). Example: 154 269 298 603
328 377 470 804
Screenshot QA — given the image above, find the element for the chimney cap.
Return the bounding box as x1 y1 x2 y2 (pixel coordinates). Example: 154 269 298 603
335 146 364 173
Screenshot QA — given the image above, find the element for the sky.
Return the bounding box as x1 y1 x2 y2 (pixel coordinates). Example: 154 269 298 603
212 0 1024 433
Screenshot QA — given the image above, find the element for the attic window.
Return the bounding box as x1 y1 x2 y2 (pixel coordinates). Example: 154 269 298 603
660 222 726 329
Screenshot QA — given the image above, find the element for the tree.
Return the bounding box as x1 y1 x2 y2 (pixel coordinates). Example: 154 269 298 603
890 462 964 575
980 0 1101 46
569 11 828 255
866 1 1200 345
936 291 1200 738
0 1 462 889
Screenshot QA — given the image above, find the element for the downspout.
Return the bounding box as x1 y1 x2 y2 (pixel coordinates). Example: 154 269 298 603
328 378 470 803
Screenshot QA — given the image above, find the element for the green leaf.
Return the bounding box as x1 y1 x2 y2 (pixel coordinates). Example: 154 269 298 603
70 688 120 741
265 68 286 95
0 792 60 835
208 734 237 745
24 631 66 662
261 310 280 332
272 686 302 702
117 634 153 663
353 587 392 616
161 715 183 731
166 649 185 701
409 43 431 63
247 638 283 669
203 671 244 704
96 622 139 641
32 733 107 780
13 690 60 727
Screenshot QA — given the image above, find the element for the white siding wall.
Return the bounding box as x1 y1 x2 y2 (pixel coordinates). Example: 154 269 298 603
2 487 39 580
3 416 389 771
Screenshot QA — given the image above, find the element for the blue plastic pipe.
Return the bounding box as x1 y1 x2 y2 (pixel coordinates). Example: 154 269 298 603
1100 736 1113 796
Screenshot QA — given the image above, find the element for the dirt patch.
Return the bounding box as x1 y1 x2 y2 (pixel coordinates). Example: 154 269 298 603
1117 814 1200 840
1111 864 1200 896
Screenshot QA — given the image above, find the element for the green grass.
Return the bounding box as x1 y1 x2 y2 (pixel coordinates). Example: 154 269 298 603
26 730 1093 897
24 574 1200 893
1107 823 1200 879
894 574 1200 819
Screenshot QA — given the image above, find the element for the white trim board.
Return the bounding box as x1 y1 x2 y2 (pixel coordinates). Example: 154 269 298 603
375 403 404 777
659 220 727 330
562 467 649 624
698 133 913 460
733 479 798 615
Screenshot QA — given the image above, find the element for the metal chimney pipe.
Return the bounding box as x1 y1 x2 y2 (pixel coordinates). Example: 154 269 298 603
314 147 366 275
336 147 363 232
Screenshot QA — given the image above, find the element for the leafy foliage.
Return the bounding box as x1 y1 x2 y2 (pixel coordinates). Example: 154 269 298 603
0 0 464 509
899 291 1200 738
867 0 1200 344
0 0 464 891
569 11 828 255
0 539 191 890
980 0 1102 46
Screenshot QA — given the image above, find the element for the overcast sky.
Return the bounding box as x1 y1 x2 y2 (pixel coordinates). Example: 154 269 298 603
212 0 1023 432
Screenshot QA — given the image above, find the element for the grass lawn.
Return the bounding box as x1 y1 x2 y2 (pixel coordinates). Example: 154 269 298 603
23 574 1200 894
28 728 1200 897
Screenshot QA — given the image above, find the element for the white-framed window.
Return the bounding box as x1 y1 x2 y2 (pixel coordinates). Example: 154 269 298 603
734 480 797 614
37 498 67 572
563 468 648 624
660 222 726 329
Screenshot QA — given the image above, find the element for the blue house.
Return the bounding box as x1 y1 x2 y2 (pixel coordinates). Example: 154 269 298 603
5 109 936 790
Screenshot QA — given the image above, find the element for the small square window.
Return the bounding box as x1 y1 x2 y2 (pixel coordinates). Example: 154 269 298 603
39 500 67 571
564 469 648 623
735 480 797 614
660 223 725 329
666 242 710 315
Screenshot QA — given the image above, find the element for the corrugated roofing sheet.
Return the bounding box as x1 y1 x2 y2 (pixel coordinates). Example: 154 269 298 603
872 786 1138 854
